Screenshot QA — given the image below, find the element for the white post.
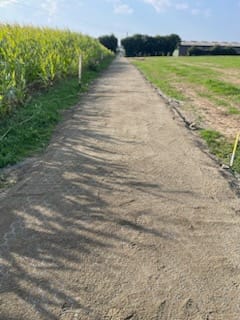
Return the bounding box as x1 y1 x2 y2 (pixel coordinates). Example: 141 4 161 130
78 54 82 85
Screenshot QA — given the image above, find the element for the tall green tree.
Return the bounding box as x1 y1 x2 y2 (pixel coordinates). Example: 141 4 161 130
99 34 118 53
166 34 181 56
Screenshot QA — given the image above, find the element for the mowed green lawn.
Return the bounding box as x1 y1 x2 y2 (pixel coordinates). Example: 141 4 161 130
132 56 240 173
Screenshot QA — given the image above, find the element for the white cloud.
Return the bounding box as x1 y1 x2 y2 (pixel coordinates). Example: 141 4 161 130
191 8 200 15
0 0 18 7
175 2 189 10
41 0 58 18
143 0 211 17
143 0 171 12
106 0 133 15
114 3 133 14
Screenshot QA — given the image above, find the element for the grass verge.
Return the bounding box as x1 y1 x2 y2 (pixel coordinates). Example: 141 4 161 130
200 129 240 172
0 57 113 169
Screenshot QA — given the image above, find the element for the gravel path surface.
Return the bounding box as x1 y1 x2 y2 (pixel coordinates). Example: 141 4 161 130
0 58 240 320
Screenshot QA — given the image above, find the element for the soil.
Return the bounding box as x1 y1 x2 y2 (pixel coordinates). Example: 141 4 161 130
170 81 240 138
214 68 240 87
0 58 240 320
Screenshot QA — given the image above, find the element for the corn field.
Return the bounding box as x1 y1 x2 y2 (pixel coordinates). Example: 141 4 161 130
0 24 112 117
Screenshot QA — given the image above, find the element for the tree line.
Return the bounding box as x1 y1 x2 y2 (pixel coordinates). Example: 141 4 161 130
98 33 181 57
121 34 181 57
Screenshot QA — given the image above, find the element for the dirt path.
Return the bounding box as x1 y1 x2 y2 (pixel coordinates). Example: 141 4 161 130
1 58 240 320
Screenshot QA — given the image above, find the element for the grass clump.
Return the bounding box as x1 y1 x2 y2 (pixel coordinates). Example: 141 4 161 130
205 79 240 96
200 129 240 172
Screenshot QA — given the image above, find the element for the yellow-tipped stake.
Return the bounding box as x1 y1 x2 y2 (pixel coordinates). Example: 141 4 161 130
230 132 240 167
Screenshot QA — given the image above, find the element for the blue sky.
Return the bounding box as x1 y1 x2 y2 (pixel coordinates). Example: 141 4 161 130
0 0 240 42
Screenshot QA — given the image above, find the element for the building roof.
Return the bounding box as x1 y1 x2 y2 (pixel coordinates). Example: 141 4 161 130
180 41 240 47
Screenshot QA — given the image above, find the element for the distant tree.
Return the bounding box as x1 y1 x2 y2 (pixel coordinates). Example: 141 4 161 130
188 45 238 56
160 37 169 56
188 46 207 56
121 35 143 57
144 35 157 56
155 36 165 56
99 34 118 53
166 34 181 56
211 46 237 55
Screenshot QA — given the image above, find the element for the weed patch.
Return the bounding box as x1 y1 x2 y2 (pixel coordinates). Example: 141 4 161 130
200 129 240 172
